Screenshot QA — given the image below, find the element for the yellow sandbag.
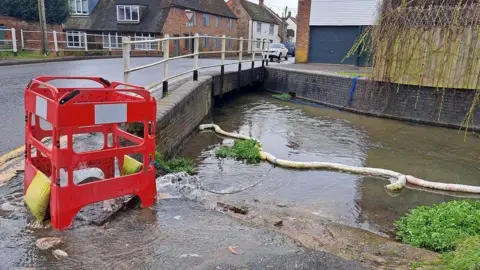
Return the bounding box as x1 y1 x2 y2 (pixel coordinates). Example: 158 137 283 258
24 170 51 221
121 155 143 176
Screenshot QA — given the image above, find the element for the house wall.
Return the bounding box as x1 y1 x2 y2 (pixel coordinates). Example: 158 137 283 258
286 18 296 42
249 21 279 51
162 7 238 55
227 0 251 51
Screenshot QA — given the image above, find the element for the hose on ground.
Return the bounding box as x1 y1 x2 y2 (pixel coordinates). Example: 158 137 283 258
199 124 480 194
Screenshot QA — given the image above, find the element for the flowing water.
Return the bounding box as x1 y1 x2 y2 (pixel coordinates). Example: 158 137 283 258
0 90 479 269
179 91 480 236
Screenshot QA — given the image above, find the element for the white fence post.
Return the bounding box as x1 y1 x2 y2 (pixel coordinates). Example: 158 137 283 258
122 36 131 84
193 33 199 81
11 28 18 56
84 32 88 52
221 35 226 65
162 34 170 95
20 29 24 49
239 37 243 63
108 33 112 52
53 31 59 56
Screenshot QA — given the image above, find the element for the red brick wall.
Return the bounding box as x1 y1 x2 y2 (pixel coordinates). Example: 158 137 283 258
227 0 251 51
0 16 63 52
162 7 238 55
296 0 311 63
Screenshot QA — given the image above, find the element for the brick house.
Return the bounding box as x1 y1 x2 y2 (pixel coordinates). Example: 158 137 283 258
227 0 280 52
64 0 238 56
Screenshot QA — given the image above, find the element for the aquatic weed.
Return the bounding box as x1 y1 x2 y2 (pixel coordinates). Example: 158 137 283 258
215 139 261 164
272 93 291 100
155 152 195 175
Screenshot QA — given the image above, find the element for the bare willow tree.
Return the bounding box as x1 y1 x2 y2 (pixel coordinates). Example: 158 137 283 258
348 0 480 130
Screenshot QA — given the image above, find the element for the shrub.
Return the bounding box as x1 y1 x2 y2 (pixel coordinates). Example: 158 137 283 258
395 200 480 252
215 139 261 164
272 93 291 100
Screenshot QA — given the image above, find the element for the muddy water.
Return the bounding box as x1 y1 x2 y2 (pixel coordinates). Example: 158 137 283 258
180 91 480 236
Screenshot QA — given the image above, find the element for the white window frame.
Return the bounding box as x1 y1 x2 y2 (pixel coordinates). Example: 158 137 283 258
269 24 274 35
102 32 122 49
215 37 221 48
228 19 233 30
257 22 261 33
70 0 89 15
227 37 232 49
256 38 261 49
134 33 155 51
203 14 209 27
215 16 220 28
117 5 140 22
66 31 85 48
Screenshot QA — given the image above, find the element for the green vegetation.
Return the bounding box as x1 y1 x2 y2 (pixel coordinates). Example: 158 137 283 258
337 72 370 78
215 139 261 164
155 152 195 175
3 0 70 24
395 200 480 252
412 236 480 270
272 93 292 100
0 50 50 59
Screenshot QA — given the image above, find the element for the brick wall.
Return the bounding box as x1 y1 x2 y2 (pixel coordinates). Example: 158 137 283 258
227 0 251 51
264 66 480 131
154 67 265 156
0 16 63 52
162 7 238 55
296 0 311 63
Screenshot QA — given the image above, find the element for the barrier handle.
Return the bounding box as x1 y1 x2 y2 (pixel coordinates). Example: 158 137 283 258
59 90 80 105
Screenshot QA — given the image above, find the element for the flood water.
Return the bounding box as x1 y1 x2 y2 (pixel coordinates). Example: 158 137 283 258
180 91 480 236
1 89 479 269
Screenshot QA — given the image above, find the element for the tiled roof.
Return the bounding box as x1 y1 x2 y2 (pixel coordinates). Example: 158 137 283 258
65 0 237 33
240 0 278 25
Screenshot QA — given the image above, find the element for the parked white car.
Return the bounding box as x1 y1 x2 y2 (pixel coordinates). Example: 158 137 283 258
267 43 289 62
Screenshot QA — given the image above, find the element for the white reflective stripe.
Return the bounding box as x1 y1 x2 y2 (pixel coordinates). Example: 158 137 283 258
95 104 127 124
36 96 47 120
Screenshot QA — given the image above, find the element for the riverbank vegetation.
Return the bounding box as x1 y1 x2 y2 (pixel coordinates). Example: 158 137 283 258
396 200 480 269
271 93 291 100
215 139 261 164
154 152 195 175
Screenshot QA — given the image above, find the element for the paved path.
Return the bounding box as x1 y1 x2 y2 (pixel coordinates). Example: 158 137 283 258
0 57 293 155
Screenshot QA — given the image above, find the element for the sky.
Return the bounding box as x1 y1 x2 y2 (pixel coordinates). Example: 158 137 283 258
247 0 298 17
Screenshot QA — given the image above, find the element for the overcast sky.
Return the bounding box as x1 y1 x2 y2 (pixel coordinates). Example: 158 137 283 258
247 0 298 17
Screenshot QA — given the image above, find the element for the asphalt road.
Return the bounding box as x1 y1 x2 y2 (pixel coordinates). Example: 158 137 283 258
0 57 293 155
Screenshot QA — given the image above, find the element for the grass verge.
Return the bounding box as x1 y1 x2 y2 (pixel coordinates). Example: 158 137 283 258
215 139 261 164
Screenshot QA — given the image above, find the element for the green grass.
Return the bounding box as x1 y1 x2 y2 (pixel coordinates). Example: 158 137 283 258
337 71 370 78
395 200 480 252
412 236 480 270
155 152 195 175
0 50 50 59
272 93 292 100
215 139 262 164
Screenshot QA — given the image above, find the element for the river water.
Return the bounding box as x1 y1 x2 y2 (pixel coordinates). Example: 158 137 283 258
180 91 480 236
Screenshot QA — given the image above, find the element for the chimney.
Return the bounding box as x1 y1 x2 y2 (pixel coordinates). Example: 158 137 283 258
259 0 264 7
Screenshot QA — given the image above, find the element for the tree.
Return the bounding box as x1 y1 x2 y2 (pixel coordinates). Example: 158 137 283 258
0 0 70 25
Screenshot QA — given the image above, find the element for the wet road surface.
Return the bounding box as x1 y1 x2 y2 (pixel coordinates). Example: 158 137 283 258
0 57 293 155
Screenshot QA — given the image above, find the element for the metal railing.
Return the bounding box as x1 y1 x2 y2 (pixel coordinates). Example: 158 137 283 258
0 28 18 55
122 34 271 93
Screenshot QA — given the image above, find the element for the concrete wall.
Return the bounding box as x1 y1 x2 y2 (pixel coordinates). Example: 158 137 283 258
264 66 480 131
155 66 265 156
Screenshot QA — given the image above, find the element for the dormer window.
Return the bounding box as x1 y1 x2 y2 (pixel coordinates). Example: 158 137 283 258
117 5 140 22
